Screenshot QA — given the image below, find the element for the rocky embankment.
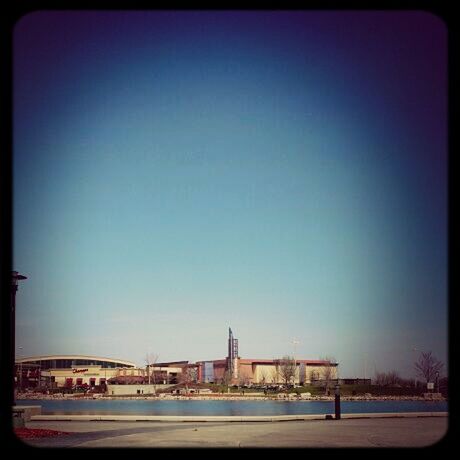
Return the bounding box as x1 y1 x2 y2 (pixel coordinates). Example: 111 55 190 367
16 392 445 402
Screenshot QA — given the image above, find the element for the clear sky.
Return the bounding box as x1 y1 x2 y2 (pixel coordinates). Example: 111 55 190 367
13 11 447 378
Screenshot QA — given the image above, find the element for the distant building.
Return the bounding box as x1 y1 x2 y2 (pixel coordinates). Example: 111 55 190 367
195 328 339 385
15 355 135 389
338 378 371 385
147 361 191 384
17 329 340 390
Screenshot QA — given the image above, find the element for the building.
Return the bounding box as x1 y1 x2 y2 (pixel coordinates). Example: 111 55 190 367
196 357 338 385
15 355 136 389
196 328 339 385
145 361 190 384
16 328 339 390
15 355 191 390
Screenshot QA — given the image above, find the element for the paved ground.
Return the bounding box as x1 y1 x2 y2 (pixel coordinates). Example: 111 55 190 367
19 416 448 448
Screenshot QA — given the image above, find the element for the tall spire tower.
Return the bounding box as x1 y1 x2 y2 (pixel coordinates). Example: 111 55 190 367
227 327 239 379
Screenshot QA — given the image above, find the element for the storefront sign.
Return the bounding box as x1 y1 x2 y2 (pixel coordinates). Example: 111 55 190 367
72 368 89 373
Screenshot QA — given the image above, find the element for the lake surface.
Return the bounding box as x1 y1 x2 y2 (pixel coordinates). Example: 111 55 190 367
18 399 448 416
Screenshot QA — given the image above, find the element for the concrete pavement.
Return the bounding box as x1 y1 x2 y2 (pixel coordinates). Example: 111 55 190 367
30 411 447 422
20 415 448 448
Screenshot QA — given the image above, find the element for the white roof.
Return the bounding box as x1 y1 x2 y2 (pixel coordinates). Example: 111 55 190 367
15 355 136 367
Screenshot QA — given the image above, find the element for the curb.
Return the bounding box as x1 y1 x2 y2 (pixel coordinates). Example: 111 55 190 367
30 412 448 423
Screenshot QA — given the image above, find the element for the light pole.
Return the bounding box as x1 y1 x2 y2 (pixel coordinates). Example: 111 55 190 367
11 271 27 405
291 338 300 385
18 347 23 393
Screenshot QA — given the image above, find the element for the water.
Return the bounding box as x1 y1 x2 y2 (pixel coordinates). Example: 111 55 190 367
18 399 448 416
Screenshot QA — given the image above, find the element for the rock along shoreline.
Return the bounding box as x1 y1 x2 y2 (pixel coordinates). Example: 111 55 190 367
16 393 446 402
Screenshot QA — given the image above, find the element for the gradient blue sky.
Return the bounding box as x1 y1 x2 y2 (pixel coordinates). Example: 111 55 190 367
13 11 447 378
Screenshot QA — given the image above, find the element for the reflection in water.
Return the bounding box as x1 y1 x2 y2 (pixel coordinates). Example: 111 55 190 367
18 399 448 416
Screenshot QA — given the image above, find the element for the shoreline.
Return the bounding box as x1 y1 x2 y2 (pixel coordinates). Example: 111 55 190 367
16 393 446 402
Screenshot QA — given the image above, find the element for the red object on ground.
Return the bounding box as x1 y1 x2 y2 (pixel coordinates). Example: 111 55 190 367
14 428 70 438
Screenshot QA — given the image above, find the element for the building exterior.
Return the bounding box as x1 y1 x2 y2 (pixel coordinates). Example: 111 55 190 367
15 355 136 389
196 328 339 385
15 355 190 390
106 384 174 396
16 328 339 390
196 357 338 385
148 361 190 384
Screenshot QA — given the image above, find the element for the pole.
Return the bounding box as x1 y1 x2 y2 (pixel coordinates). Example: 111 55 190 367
11 271 27 406
11 275 17 404
334 384 341 420
292 338 300 385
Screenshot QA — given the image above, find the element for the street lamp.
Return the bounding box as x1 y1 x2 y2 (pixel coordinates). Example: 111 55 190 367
11 271 27 405
18 347 23 393
291 338 300 385
435 371 440 394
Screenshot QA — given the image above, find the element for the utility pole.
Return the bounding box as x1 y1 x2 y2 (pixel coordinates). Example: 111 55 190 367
291 338 300 385
11 271 27 405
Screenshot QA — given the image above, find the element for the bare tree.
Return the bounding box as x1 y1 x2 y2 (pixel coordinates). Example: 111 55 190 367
386 370 402 386
373 370 402 386
320 356 336 395
269 368 279 384
374 371 387 386
276 355 297 389
310 369 320 382
259 369 268 386
179 364 197 394
145 353 158 387
414 351 444 384
221 369 233 386
238 374 250 388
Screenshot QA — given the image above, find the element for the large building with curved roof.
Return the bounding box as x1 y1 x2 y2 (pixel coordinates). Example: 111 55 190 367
15 355 136 389
16 355 136 369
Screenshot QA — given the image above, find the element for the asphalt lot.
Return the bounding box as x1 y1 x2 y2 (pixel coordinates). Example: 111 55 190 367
19 416 448 448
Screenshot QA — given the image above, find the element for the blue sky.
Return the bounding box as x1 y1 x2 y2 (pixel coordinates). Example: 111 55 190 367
13 11 447 378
